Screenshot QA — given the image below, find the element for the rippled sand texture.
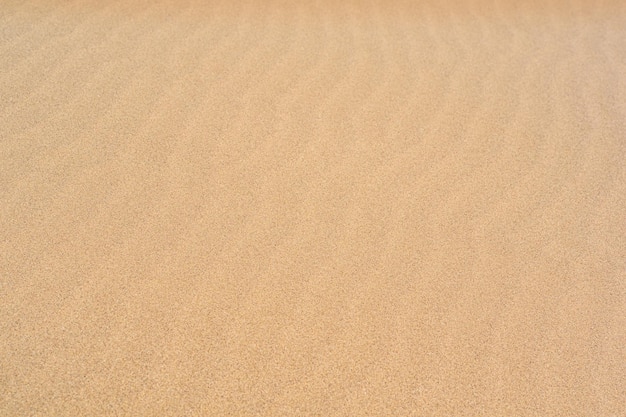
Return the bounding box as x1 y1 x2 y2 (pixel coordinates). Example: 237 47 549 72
1 0 626 415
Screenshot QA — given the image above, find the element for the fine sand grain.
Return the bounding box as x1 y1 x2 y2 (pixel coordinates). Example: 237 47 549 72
1 0 625 415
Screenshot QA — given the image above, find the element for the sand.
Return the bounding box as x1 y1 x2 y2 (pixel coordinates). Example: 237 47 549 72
1 0 625 415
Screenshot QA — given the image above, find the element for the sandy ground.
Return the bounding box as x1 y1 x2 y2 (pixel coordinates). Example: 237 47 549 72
1 0 626 415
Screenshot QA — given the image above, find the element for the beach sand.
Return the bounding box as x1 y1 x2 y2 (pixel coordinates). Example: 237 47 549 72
1 0 625 415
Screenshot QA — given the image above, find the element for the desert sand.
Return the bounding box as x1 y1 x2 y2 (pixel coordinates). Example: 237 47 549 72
1 0 625 415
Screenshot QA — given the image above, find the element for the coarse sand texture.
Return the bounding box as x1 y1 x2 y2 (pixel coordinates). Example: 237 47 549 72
1 0 626 415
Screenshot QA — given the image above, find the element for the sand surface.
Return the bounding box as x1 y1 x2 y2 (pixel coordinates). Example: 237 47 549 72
1 0 626 415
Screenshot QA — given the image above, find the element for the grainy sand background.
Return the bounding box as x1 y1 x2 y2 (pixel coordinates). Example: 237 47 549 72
1 0 625 415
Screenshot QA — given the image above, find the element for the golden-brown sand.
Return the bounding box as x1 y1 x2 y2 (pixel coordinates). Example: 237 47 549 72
1 0 625 415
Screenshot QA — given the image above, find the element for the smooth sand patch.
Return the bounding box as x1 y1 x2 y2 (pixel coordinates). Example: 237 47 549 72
1 0 625 415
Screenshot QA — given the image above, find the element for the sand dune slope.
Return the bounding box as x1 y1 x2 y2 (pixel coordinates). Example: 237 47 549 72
1 0 626 415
